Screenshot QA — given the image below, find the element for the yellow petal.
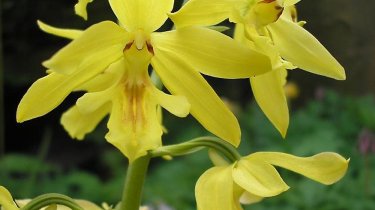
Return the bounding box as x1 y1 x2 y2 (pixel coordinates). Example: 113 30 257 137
267 18 346 80
74 0 93 20
195 166 240 210
151 50 241 146
252 0 284 26
208 149 231 166
75 58 125 92
37 20 83 40
153 88 190 118
43 21 128 74
170 0 242 28
109 0 173 33
239 191 263 205
283 0 301 7
0 186 18 210
250 69 289 137
151 27 271 79
61 104 110 140
233 157 289 197
17 46 121 123
106 87 163 162
253 152 349 185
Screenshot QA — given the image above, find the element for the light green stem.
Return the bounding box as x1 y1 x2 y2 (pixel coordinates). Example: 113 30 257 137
119 154 151 210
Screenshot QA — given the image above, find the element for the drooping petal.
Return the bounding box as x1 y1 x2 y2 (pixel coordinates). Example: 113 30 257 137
151 27 271 79
106 87 163 162
250 69 289 137
153 88 190 118
61 104 110 140
0 186 18 210
267 17 346 80
17 46 121 122
233 157 289 197
37 20 83 40
170 0 244 28
43 21 128 74
195 166 239 210
151 50 241 146
74 0 93 20
252 152 349 185
109 0 174 33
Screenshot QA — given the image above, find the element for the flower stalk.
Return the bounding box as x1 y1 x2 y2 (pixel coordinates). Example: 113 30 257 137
21 193 83 210
119 154 151 210
151 136 242 162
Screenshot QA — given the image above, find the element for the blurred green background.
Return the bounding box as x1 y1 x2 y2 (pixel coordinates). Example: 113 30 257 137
1 0 375 209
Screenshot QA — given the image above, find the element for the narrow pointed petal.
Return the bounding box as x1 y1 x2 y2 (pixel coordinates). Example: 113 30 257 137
37 20 83 40
109 0 173 33
74 0 93 20
0 186 18 210
61 104 109 140
106 88 163 162
233 157 289 197
267 18 346 80
151 51 241 146
170 0 240 28
153 88 190 118
253 152 349 185
43 21 128 74
152 27 271 79
17 47 121 122
196 166 236 210
250 69 289 137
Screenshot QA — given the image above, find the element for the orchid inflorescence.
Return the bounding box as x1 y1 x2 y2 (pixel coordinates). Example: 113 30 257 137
2 0 349 210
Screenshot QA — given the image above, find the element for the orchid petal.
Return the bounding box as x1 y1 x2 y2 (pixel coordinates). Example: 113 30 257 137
151 50 241 146
109 0 173 33
253 152 349 185
0 186 18 210
153 88 190 118
267 18 346 80
106 87 163 162
250 69 289 137
196 166 239 210
233 157 289 197
37 20 83 40
170 0 242 28
17 46 121 122
151 27 271 79
61 104 109 140
74 0 93 20
43 21 128 74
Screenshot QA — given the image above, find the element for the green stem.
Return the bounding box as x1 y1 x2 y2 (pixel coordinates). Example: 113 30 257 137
20 193 83 210
119 154 151 210
151 136 242 162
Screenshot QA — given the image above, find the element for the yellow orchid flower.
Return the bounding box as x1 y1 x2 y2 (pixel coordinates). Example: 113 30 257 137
171 0 345 137
17 0 272 161
196 152 349 210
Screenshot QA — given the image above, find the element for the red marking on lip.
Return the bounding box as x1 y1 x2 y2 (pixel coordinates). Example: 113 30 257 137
123 41 134 52
146 42 154 55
